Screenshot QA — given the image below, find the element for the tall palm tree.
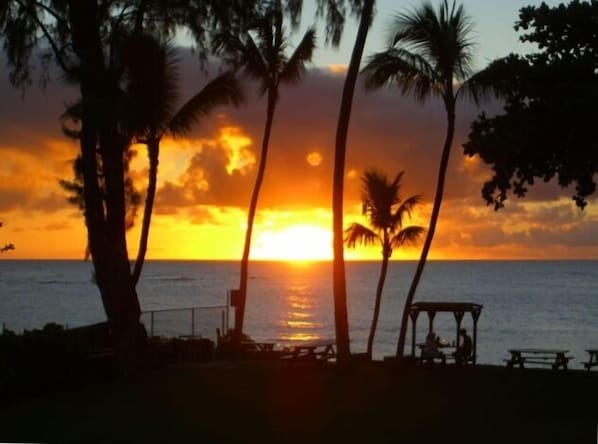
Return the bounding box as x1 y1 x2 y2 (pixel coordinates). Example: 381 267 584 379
345 170 424 359
121 35 244 285
216 1 315 342
361 0 478 358
331 0 375 362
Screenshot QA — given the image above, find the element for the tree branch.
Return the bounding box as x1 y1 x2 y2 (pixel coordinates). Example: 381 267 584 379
14 0 73 75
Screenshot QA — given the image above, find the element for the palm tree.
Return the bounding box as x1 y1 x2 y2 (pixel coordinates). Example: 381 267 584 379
345 170 424 359
215 0 315 342
361 0 478 358
59 35 244 284
122 35 244 285
331 0 376 362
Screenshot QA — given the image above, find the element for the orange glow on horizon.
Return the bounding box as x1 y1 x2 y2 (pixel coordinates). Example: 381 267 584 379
252 224 333 262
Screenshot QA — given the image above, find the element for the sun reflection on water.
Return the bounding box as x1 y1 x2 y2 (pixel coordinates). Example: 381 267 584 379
279 332 321 342
282 284 322 342
287 311 310 319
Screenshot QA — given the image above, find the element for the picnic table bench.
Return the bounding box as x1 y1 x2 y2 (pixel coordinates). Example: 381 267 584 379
582 349 598 371
281 340 336 363
505 349 572 371
414 343 475 366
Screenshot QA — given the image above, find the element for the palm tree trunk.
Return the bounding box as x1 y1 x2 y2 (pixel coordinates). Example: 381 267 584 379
332 0 375 362
69 0 143 365
396 97 456 358
367 240 390 359
132 137 159 285
235 88 277 343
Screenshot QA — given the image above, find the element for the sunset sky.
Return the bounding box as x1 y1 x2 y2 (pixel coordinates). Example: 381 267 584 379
1 0 597 261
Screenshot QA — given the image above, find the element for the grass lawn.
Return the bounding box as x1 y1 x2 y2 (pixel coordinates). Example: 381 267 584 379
1 361 597 443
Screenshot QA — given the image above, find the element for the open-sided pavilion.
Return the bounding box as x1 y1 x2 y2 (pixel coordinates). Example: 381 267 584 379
408 302 483 364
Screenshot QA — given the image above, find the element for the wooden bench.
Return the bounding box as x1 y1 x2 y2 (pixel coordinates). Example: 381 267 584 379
505 349 572 371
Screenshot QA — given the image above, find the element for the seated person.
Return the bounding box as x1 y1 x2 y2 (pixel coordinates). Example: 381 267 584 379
453 328 472 363
421 331 446 363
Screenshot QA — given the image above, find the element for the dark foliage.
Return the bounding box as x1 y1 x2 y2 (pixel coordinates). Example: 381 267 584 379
0 1 257 350
463 0 598 210
0 322 114 396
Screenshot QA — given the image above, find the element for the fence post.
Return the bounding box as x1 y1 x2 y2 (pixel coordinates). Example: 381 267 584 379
192 308 195 337
221 310 225 336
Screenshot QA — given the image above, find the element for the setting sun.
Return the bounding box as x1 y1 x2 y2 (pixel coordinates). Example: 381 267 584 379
252 224 332 261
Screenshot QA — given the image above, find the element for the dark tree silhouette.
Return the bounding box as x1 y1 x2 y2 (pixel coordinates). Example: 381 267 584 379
121 35 244 285
361 0 480 358
330 0 375 361
463 1 598 210
215 0 315 343
345 170 424 359
0 1 253 359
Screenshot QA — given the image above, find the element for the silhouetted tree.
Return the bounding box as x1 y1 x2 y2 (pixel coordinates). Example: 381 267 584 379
330 0 375 361
0 222 15 253
463 1 598 210
345 170 424 359
0 0 253 357
361 0 479 358
215 0 315 343
121 35 244 285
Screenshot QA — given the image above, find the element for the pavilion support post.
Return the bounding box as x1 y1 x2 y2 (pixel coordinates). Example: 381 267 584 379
427 311 436 334
472 318 479 364
471 307 482 365
409 310 419 357
454 311 464 349
472 309 481 365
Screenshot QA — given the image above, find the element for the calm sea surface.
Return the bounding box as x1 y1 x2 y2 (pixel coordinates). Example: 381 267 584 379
0 260 596 367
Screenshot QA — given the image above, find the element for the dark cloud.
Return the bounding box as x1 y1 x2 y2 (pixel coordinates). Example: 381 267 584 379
0 56 78 151
0 189 31 212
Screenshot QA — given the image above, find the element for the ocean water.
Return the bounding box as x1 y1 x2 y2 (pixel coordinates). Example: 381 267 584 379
0 260 597 367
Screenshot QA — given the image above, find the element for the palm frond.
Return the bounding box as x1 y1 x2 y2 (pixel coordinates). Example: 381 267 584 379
361 48 438 101
279 27 316 84
168 72 244 138
369 0 475 100
122 35 180 137
242 33 271 96
344 223 380 249
214 27 270 95
391 193 424 229
390 225 426 249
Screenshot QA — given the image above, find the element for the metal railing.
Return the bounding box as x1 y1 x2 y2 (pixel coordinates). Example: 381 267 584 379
140 305 229 341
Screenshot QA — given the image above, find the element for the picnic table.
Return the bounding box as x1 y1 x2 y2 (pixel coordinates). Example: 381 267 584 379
582 349 598 371
283 340 336 362
505 348 573 371
416 342 453 365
